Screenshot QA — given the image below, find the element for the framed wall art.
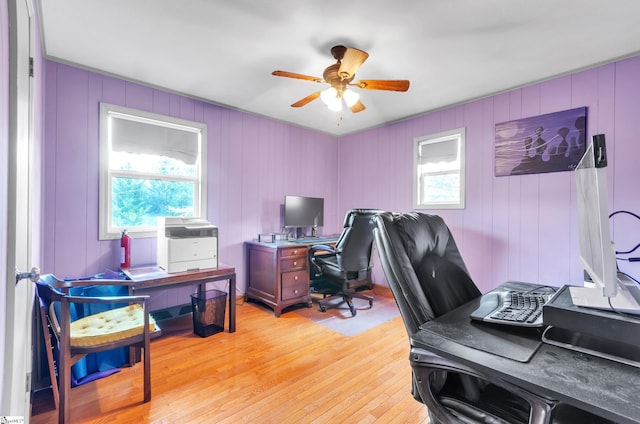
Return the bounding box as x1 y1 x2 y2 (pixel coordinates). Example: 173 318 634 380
495 107 587 177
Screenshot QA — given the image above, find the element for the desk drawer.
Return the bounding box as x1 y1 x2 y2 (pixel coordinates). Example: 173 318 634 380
281 270 308 301
279 247 306 258
280 257 307 272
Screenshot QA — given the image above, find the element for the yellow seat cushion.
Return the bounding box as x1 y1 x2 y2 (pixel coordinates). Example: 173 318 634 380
64 304 156 347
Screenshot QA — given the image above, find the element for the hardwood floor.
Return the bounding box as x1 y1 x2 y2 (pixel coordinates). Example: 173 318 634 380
31 289 431 423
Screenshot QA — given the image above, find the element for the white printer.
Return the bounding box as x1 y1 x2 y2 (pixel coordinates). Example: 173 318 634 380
157 217 218 273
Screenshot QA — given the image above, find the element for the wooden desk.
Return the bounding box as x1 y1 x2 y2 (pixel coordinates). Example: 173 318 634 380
412 284 640 423
244 237 339 317
123 264 236 333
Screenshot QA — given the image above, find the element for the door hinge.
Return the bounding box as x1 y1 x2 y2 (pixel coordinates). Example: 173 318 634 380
26 372 31 392
29 57 34 77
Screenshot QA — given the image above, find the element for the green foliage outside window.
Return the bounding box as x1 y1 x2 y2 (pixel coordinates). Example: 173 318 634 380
111 153 195 228
111 177 194 227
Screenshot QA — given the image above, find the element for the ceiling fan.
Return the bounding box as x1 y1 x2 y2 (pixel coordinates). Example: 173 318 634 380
272 45 410 113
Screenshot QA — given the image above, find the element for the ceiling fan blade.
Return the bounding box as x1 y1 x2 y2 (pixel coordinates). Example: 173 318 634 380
272 70 324 83
353 79 410 92
350 100 366 113
338 48 369 79
291 91 321 108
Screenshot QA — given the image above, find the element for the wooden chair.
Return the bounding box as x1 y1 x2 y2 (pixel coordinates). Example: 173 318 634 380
35 274 157 424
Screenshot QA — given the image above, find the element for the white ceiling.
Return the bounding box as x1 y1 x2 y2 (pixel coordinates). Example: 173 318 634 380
38 0 640 136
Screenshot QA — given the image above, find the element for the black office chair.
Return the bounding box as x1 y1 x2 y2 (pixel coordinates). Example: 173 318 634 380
373 211 612 424
309 209 383 316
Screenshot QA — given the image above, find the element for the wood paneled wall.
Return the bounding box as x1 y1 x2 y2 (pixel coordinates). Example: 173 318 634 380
43 62 339 298
43 55 640 297
338 56 640 293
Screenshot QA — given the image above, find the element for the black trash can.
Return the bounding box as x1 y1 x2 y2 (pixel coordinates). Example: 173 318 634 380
190 289 227 337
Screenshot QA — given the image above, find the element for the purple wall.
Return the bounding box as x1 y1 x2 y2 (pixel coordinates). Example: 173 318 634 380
43 62 339 294
43 55 640 297
339 56 640 293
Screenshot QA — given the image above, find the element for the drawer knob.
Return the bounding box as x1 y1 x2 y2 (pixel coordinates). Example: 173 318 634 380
293 250 298 255
293 261 297 266
294 289 299 294
294 275 298 280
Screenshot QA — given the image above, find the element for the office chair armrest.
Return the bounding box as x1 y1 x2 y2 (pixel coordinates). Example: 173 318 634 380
409 347 555 424
309 244 336 255
309 244 337 275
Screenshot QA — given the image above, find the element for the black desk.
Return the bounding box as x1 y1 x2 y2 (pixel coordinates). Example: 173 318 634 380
412 284 640 424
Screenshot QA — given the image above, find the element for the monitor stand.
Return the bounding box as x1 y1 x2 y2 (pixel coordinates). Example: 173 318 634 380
568 274 640 316
543 284 640 368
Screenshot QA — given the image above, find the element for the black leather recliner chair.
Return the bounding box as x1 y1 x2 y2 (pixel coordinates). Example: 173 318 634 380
309 209 383 316
373 211 612 424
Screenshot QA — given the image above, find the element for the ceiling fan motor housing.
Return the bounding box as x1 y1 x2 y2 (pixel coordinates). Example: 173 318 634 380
323 63 353 96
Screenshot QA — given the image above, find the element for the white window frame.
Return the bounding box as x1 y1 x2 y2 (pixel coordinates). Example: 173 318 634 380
99 103 207 240
413 128 466 209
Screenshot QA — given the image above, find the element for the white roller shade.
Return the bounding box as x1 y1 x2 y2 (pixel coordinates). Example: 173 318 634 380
418 137 459 165
110 114 200 165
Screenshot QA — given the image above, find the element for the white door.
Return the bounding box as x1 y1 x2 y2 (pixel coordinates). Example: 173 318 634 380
2 0 36 420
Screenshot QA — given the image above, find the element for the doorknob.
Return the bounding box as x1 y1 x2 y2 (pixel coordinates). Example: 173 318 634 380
15 266 40 285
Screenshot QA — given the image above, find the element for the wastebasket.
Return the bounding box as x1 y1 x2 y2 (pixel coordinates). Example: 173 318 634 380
190 289 227 337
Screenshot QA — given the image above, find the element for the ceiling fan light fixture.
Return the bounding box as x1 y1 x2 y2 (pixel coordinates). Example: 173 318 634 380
342 89 360 107
327 97 343 112
320 87 338 105
321 87 343 111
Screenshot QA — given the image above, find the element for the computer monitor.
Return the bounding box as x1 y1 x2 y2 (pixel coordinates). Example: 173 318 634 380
284 195 324 230
570 134 640 314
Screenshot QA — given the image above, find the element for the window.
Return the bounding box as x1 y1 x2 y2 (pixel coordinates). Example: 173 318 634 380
413 128 465 209
99 103 207 239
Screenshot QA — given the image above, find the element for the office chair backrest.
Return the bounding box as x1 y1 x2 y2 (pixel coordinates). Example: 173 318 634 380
374 212 481 336
334 209 384 277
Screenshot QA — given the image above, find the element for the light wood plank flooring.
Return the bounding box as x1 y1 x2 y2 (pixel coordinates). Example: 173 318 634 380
31 289 431 423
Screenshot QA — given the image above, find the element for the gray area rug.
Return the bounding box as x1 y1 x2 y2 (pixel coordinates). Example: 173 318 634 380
294 290 400 337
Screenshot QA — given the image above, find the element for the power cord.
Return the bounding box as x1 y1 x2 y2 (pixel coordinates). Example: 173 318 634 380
610 210 640 259
523 284 557 295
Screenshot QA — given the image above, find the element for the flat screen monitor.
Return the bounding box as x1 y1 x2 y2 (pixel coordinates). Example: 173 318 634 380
284 195 324 229
571 134 640 314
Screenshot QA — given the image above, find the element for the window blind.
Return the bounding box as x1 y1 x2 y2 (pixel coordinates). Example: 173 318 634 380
418 137 458 165
110 115 200 165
